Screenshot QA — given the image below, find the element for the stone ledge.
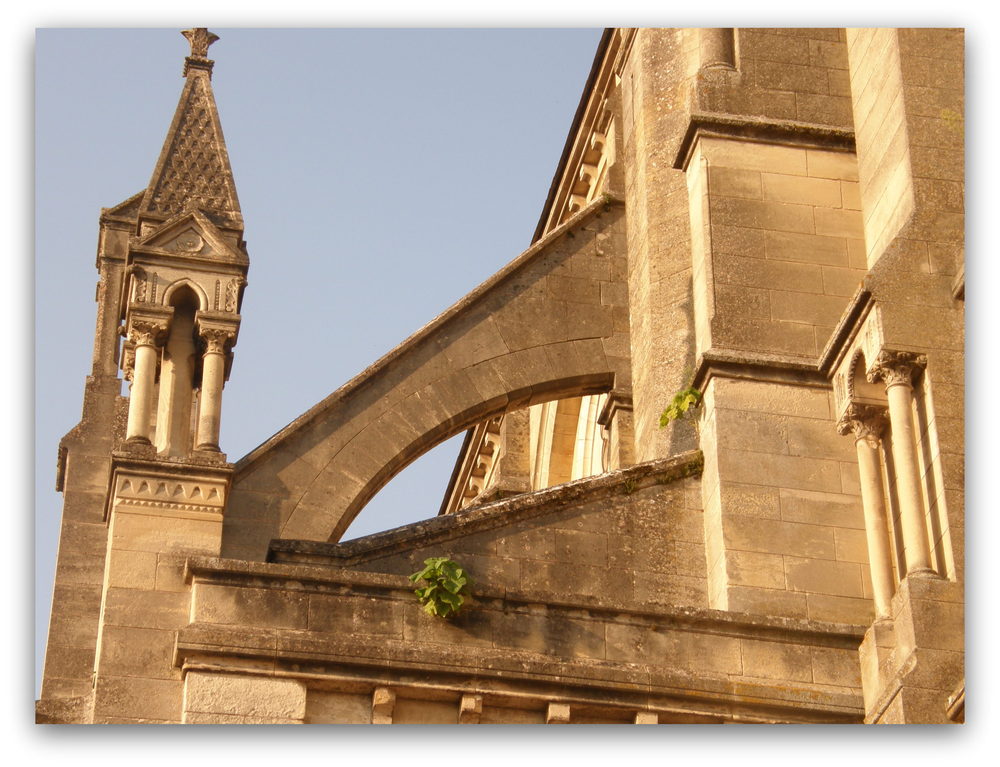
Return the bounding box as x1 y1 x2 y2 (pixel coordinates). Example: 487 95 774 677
675 112 856 171
185 553 864 649
174 625 862 723
266 450 703 567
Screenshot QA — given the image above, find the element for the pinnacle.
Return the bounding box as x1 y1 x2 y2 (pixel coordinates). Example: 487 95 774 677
138 29 243 233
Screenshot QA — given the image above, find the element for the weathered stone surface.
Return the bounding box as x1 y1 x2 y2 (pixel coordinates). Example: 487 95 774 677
39 27 962 726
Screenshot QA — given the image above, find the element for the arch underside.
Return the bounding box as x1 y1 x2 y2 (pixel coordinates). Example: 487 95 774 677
227 199 629 551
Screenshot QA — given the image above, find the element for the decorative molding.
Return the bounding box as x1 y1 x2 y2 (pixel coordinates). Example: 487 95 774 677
674 113 856 172
182 28 219 58
199 326 235 355
224 276 245 312
127 317 169 347
836 403 889 449
121 345 136 382
866 350 927 389
129 265 148 303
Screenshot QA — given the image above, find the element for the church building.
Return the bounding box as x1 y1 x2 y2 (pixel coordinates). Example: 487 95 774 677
37 27 964 724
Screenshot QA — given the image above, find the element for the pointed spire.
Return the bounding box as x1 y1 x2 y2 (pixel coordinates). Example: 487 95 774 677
138 28 243 233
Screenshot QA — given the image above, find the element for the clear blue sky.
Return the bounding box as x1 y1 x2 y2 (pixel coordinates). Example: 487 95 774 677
35 27 603 697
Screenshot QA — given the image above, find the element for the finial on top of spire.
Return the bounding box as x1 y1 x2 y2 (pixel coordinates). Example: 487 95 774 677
181 28 219 77
182 28 219 58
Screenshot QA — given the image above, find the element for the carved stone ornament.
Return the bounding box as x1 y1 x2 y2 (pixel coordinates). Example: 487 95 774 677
199 326 235 354
128 318 169 347
171 229 204 253
182 28 219 58
129 265 148 303
837 403 889 448
866 350 928 389
224 276 245 312
122 346 136 382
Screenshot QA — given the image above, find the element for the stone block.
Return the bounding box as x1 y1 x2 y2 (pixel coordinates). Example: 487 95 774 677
633 570 707 607
814 207 864 238
192 582 308 630
765 230 848 266
821 265 863 296
102 587 190 630
185 712 301 724
718 449 843 494
183 672 306 720
698 137 809 176
709 167 762 199
107 549 158 590
806 150 859 181
719 482 781 519
305 690 371 724
93 675 183 722
727 585 808 619
716 251 824 294
811 646 862 688
835 527 870 564
806 593 874 624
770 289 848 327
110 511 222 557
726 550 786 590
784 556 864 598
481 705 545 724
712 224 766 257
393 698 459 724
786 416 857 461
712 379 832 421
496 611 605 659
711 197 815 235
740 638 813 682
97 624 179 680
763 173 842 207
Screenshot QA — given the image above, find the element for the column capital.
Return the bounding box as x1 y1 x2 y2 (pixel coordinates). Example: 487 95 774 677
127 316 170 348
198 326 236 355
866 350 927 389
837 403 889 448
195 311 240 354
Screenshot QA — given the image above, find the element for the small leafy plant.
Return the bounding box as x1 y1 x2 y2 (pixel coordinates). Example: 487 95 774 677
409 557 471 619
659 387 703 428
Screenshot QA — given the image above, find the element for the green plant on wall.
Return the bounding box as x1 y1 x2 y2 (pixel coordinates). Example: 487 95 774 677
408 557 471 619
659 386 703 428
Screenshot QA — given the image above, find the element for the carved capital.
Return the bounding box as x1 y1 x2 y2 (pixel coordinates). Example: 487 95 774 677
127 318 168 348
837 403 889 448
199 326 235 355
866 350 927 389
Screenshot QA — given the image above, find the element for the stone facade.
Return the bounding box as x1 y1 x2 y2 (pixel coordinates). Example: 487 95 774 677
37 28 964 725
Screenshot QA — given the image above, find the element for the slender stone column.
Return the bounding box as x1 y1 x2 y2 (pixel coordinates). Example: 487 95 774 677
838 403 894 618
125 321 166 443
195 328 232 451
868 351 934 576
699 28 736 69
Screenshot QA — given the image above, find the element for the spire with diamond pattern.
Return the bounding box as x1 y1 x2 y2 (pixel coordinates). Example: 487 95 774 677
137 28 243 232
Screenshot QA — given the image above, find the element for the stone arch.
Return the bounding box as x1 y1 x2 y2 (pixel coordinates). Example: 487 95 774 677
849 348 888 406
226 198 630 553
162 277 209 311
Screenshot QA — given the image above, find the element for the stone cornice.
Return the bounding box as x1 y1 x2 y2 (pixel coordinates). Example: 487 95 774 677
692 349 828 393
818 287 875 376
674 112 856 172
174 625 862 723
